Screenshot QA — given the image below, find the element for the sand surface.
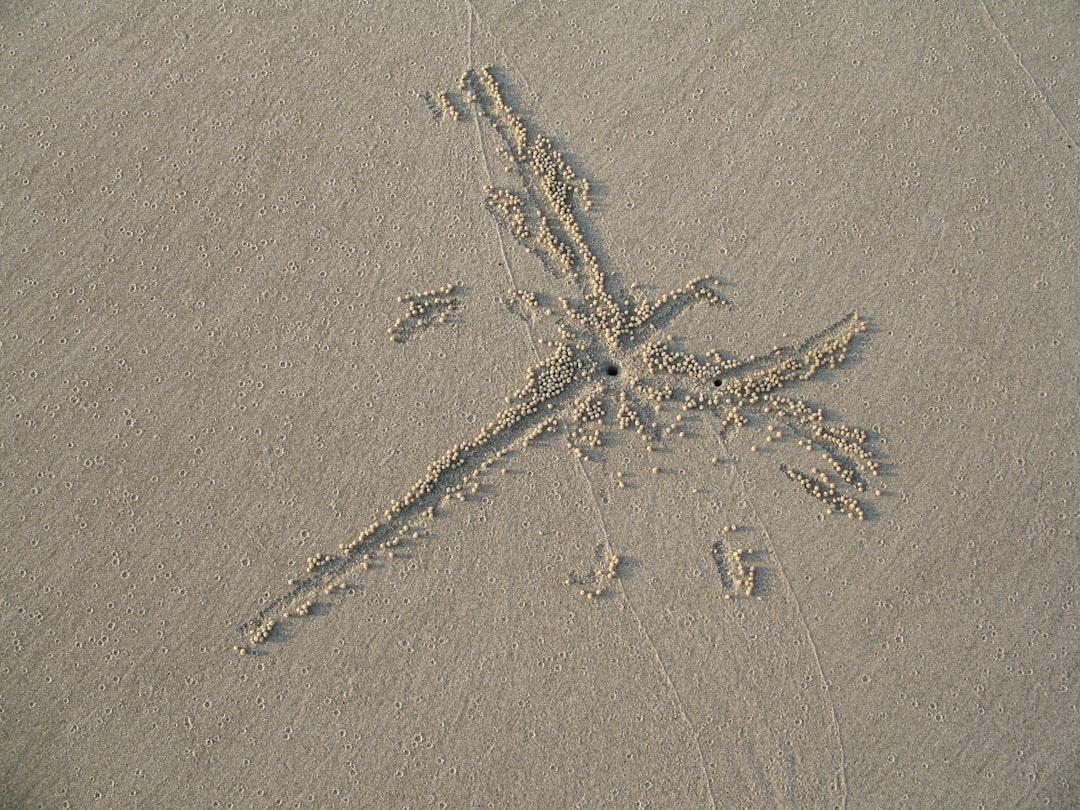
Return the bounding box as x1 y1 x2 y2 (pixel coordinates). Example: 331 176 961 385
2 2 1077 807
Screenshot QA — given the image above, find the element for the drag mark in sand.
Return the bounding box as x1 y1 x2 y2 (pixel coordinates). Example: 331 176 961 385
236 67 883 652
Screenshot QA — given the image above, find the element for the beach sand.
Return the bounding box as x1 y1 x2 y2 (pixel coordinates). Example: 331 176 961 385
2 2 1077 807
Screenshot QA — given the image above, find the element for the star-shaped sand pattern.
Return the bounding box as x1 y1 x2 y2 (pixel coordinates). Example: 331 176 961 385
236 67 882 652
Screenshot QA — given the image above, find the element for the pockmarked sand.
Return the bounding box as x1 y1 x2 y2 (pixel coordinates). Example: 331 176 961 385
2 2 1076 808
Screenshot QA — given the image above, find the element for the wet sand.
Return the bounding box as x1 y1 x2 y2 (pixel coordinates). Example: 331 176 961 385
2 2 1077 807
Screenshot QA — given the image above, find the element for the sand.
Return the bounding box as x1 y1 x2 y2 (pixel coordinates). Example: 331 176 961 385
2 2 1077 808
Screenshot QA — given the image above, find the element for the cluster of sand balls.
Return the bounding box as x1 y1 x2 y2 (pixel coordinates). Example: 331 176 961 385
710 313 866 405
422 90 463 122
434 90 461 121
762 394 880 481
571 390 605 423
713 525 758 598
641 340 711 381
630 308 876 518
305 552 334 573
387 284 459 343
458 66 634 348
483 186 530 244
627 275 730 334
781 463 865 519
566 551 621 600
506 288 541 316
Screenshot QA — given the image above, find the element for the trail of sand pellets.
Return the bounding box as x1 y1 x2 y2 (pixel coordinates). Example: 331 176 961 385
236 67 882 652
